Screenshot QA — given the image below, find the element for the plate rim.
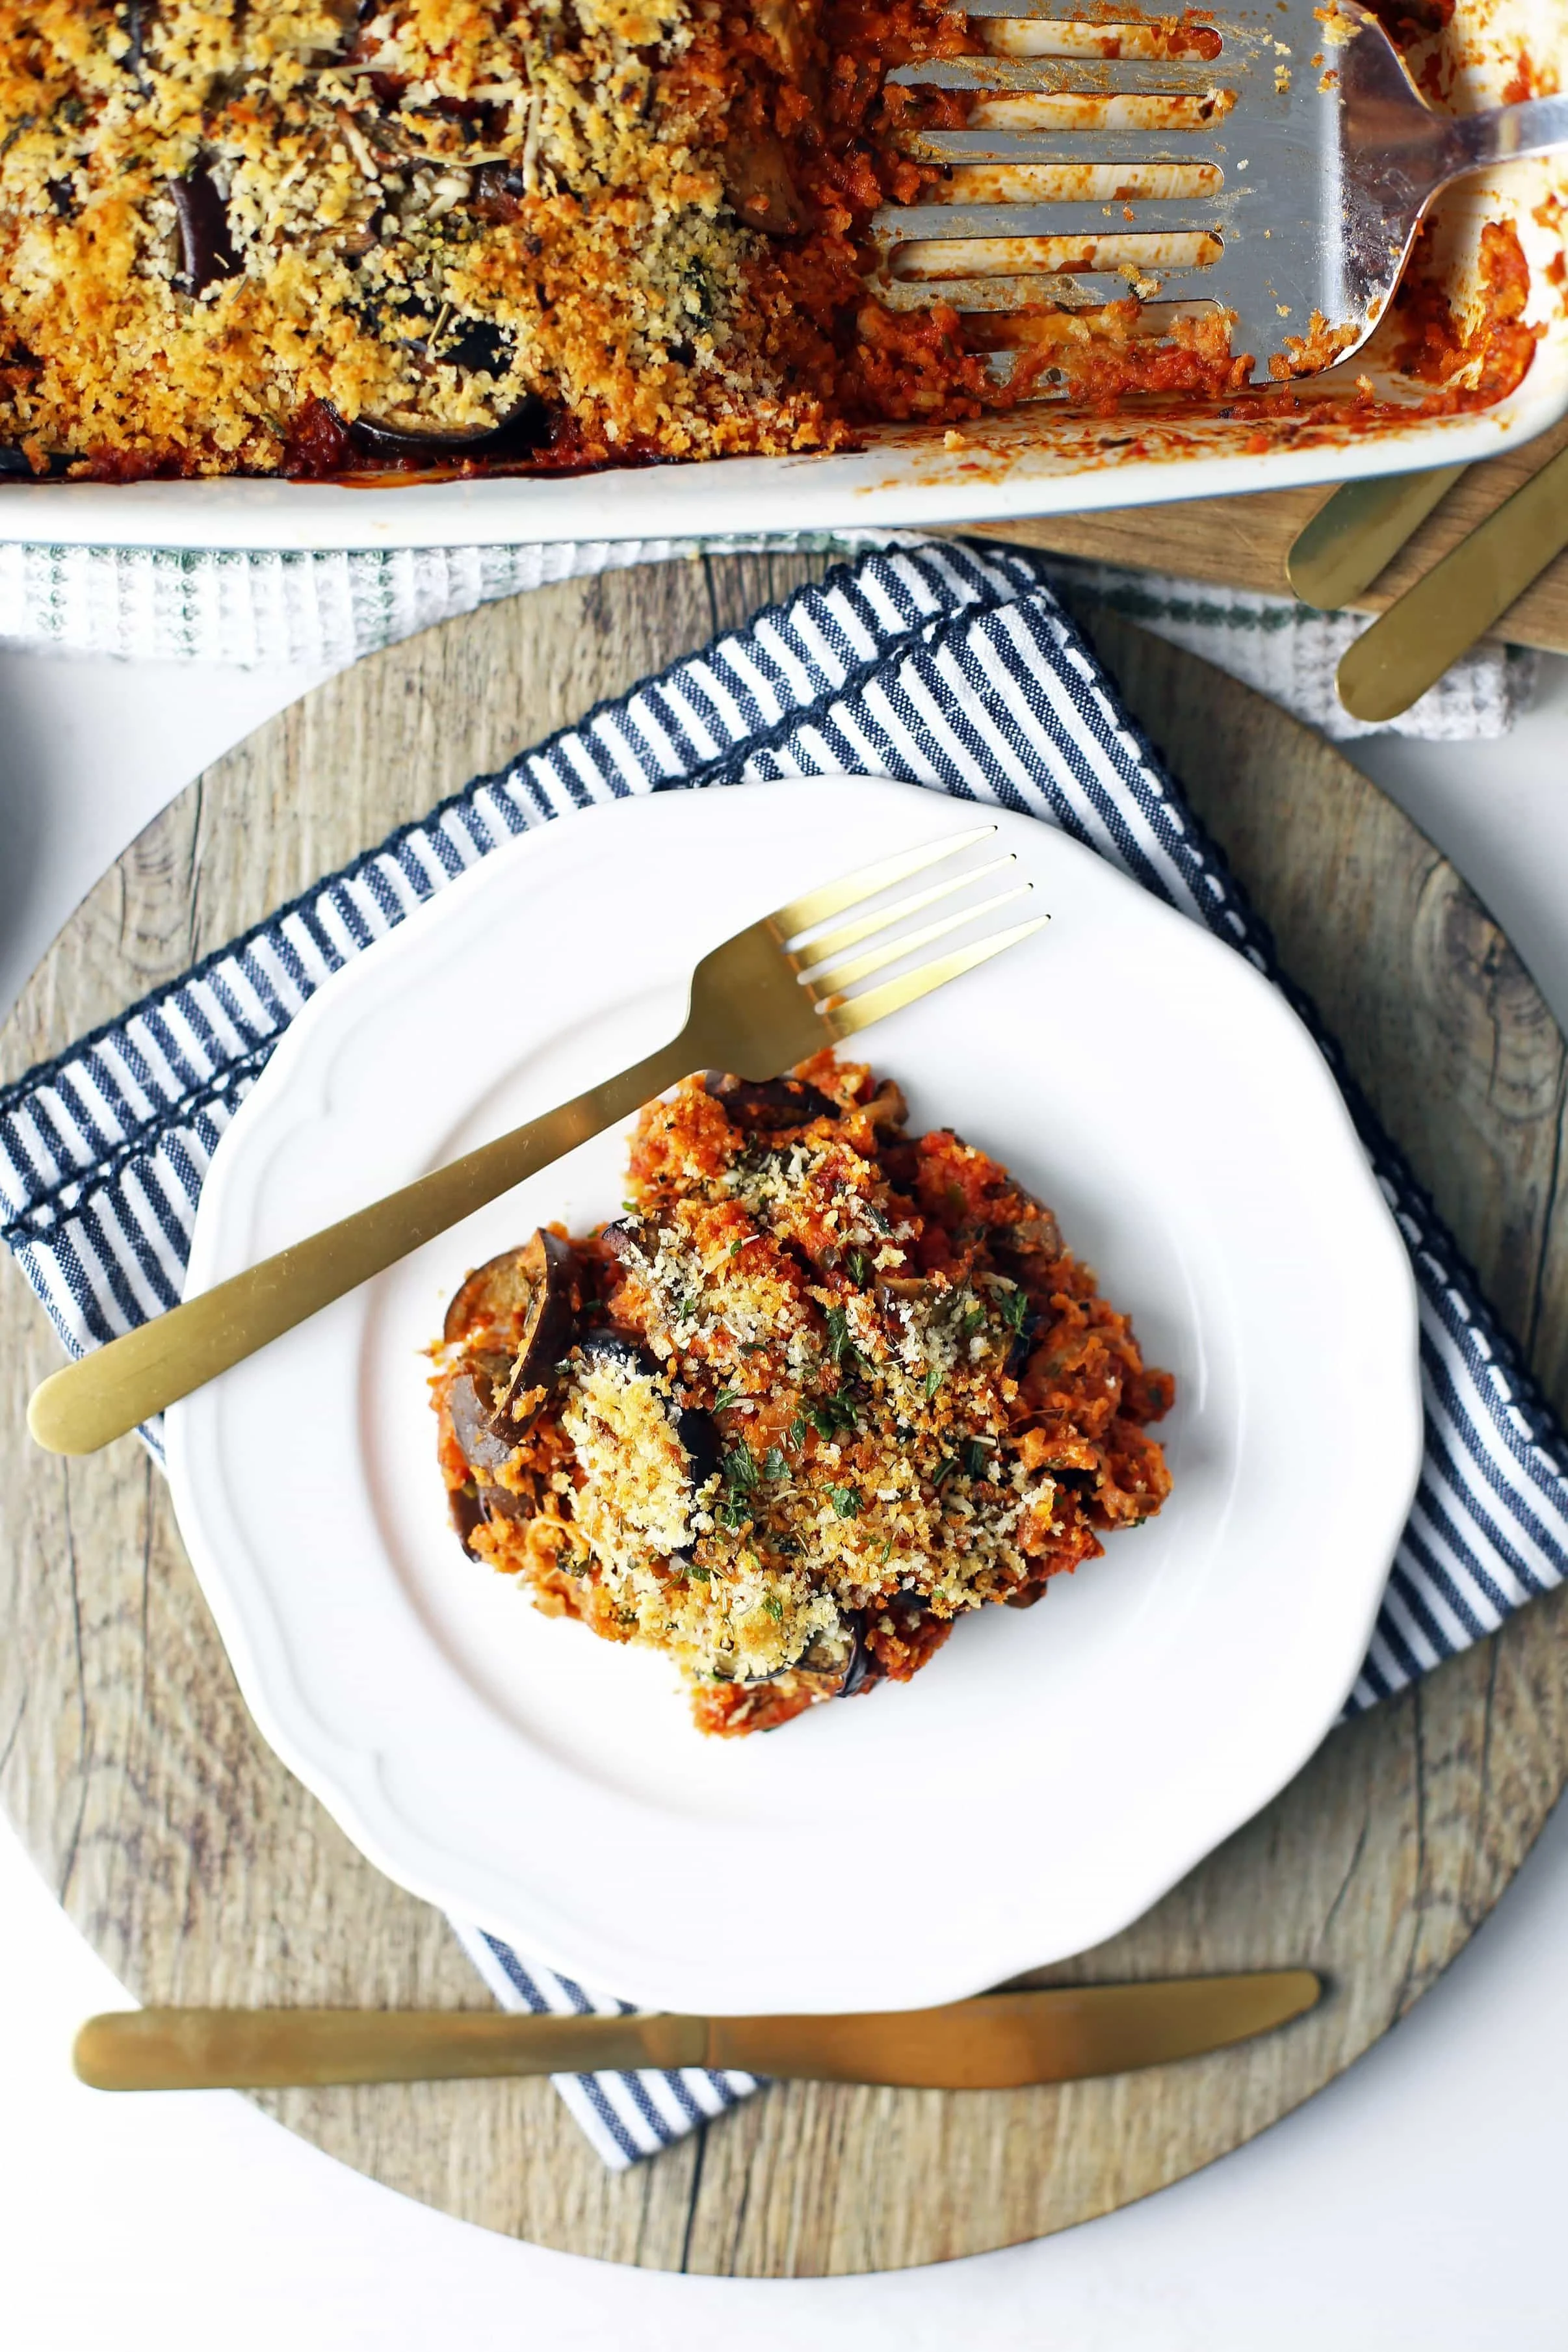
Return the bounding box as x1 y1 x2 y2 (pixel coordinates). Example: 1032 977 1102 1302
165 775 1424 2011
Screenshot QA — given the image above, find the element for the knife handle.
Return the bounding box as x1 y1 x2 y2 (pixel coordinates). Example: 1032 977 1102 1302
1337 442 1568 724
73 2007 706 2089
75 1974 1322 2092
1287 464 1469 612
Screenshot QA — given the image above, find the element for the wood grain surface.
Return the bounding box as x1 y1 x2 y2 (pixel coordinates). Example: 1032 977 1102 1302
968 413 1568 653
3 551 1567 2275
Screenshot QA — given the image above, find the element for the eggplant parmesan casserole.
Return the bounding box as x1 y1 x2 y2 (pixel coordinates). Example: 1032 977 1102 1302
0 3 1537 480
434 1054 1173 1735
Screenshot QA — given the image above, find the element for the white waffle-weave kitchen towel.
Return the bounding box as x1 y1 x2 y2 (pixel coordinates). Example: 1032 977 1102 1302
0 533 1533 738
4 539 1565 2166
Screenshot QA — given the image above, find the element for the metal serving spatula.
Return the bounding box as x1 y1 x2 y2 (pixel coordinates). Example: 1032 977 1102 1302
870 0 1568 384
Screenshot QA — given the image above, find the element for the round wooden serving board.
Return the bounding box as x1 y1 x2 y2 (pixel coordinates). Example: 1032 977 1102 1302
4 552 1568 2277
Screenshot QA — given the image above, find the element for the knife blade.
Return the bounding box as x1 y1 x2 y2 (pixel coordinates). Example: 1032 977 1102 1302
73 1973 1321 2092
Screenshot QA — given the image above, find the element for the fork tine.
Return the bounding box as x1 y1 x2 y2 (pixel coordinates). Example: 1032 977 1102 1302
820 915 1050 1040
770 824 996 938
804 885 1032 994
795 853 1014 965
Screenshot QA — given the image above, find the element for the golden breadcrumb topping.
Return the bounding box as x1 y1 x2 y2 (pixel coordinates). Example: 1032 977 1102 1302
0 3 1530 477
434 1054 1174 1736
0 0 866 474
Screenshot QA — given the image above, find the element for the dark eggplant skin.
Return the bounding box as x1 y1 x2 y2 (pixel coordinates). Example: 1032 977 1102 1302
491 1229 578 1436
445 1368 515 1474
599 1216 649 1265
741 1608 866 1700
443 1246 540 1348
703 1071 839 1131
1004 1299 1043 1374
170 166 240 294
449 1479 488 1558
677 1405 722 1489
339 393 551 465
574 1326 664 1378
446 1467 530 1560
838 1611 870 1698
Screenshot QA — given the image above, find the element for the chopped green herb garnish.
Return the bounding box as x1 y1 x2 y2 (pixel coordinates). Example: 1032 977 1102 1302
809 1388 858 1439
688 1564 711 1582
762 1446 788 1482
825 1303 852 1361
763 1594 784 1621
924 1366 943 1400
846 1248 870 1286
1000 1285 1031 1333
722 1440 759 1490
827 1485 861 1519
729 1237 744 1257
787 1413 809 1452
965 1438 992 1480
712 1387 744 1412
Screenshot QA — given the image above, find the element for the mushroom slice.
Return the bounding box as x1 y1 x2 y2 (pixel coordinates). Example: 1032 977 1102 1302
490 1229 579 1439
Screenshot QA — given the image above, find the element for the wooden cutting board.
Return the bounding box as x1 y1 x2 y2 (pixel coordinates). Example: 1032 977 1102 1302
3 550 1567 2277
969 413 1568 653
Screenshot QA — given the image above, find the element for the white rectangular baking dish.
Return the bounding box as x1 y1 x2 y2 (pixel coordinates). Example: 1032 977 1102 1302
1 0 1563 553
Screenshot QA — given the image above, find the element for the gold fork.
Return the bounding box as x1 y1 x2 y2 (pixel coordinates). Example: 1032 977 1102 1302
27 824 1044 1456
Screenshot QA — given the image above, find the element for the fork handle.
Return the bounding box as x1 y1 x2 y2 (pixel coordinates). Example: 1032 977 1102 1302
26 1034 696 1457
1445 95 1568 174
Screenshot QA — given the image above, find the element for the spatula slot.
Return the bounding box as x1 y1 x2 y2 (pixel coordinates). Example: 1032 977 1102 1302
966 92 1236 130
943 161 1224 201
886 231 1223 281
973 16 1224 62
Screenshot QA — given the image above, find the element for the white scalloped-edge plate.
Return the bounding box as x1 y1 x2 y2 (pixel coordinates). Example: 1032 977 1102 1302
165 777 1420 2013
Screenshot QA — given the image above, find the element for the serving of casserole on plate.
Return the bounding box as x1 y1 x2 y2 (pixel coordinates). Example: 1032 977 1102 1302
164 777 1422 2014
0 0 1563 543
433 1058 1175 1737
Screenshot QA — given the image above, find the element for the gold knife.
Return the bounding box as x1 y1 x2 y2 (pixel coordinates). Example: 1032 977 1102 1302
1287 464 1469 613
73 1974 1320 2091
1337 439 1568 724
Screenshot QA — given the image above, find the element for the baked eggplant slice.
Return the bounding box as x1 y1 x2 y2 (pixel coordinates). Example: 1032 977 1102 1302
340 395 551 465
703 1071 839 1130
490 1229 579 1437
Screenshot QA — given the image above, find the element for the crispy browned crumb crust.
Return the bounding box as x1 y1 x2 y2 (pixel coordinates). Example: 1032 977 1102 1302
433 1052 1174 1736
0 4 1531 478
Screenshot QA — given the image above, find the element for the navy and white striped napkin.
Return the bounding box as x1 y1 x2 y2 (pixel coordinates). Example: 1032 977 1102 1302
4 539 1567 2167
